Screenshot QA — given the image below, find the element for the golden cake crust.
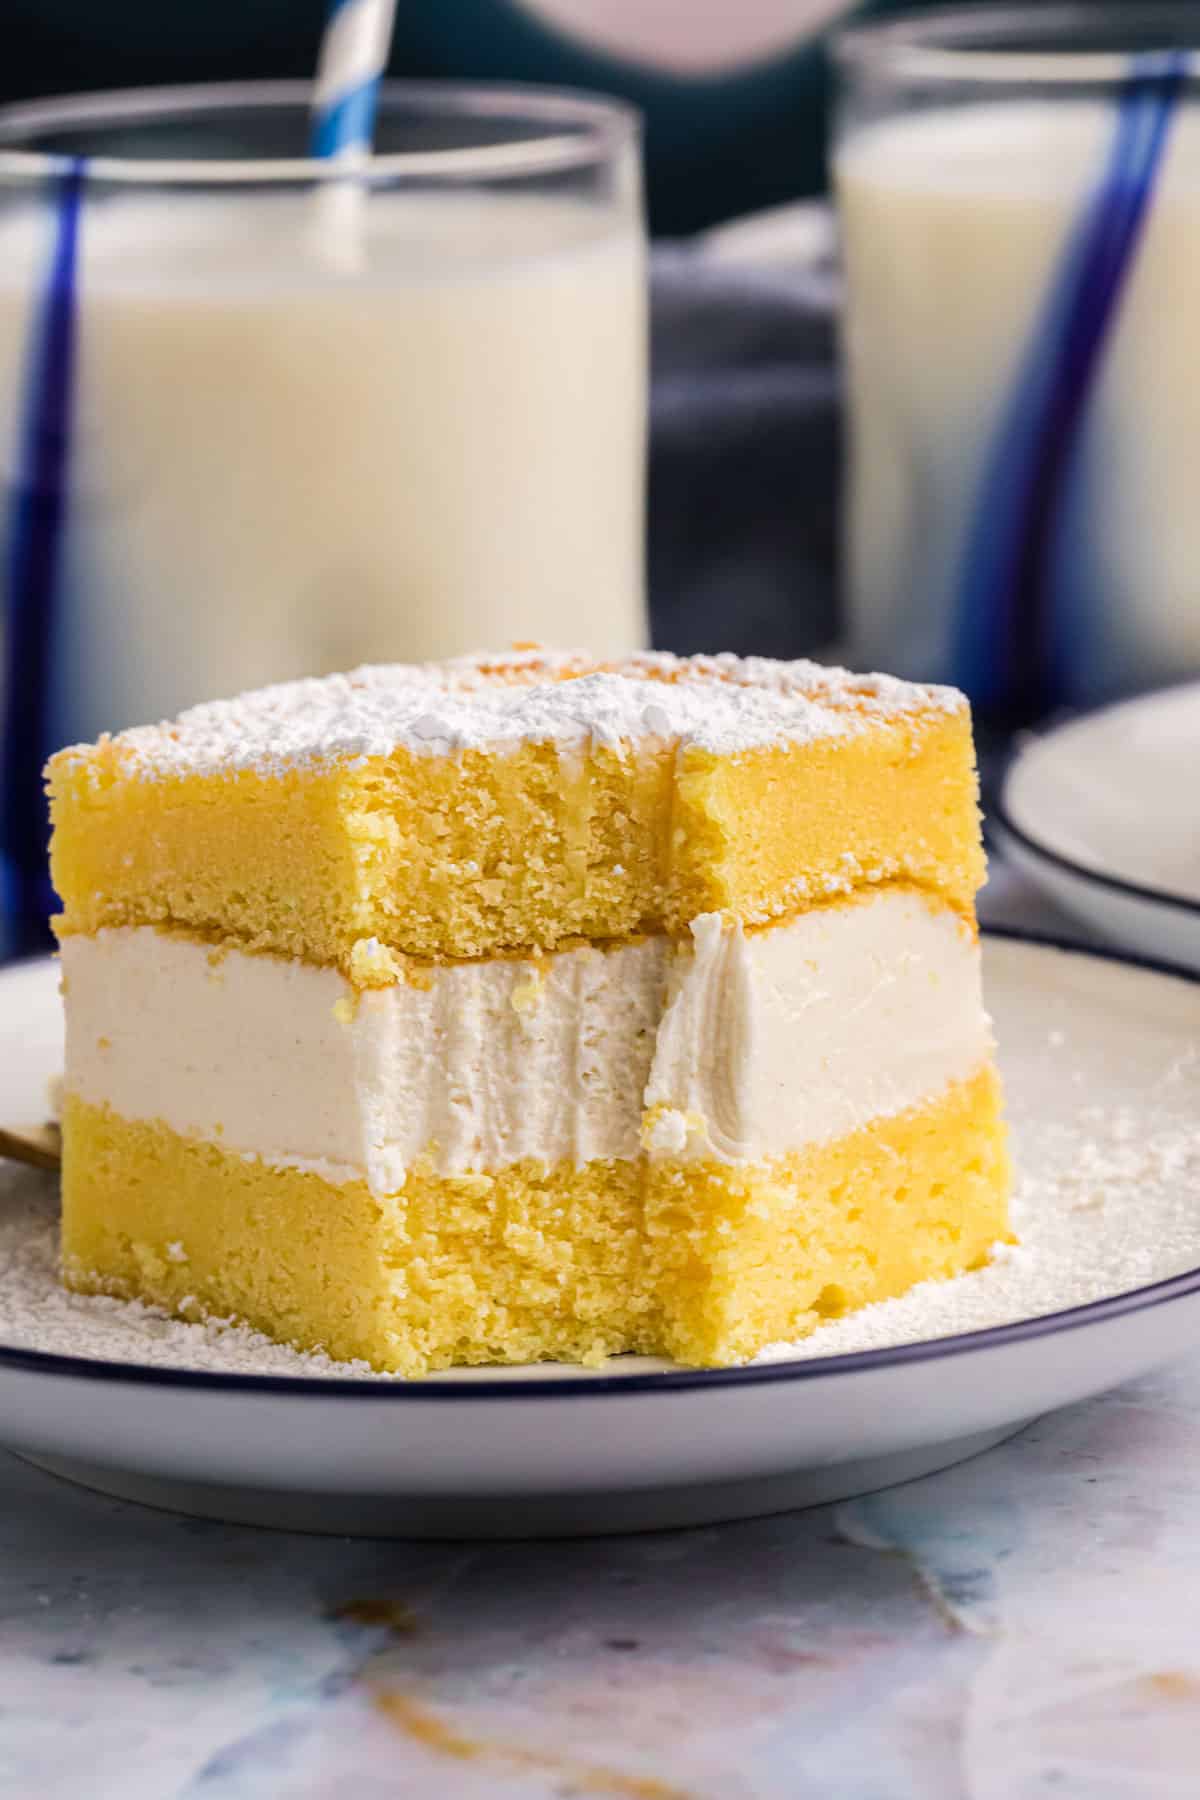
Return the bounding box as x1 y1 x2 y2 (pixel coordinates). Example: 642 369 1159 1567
47 650 985 971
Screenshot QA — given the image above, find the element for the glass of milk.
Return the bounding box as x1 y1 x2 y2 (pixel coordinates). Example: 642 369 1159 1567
0 82 646 941
834 6 1200 728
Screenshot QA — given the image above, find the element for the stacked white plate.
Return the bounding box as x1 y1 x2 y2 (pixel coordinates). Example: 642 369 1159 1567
995 682 1200 972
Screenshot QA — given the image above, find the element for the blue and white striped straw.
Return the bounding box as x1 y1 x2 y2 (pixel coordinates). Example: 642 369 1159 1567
309 0 397 262
311 0 396 163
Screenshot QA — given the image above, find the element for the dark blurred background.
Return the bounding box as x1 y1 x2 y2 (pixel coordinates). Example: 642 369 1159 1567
6 1 937 235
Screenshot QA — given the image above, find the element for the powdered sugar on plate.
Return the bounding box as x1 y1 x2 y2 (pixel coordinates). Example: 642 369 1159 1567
0 1173 379 1377
756 1088 1200 1363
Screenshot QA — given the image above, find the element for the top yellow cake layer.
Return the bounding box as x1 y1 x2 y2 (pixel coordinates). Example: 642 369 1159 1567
47 648 986 970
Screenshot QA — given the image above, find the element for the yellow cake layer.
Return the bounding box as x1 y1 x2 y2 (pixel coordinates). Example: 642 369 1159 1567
61 1067 1009 1375
47 657 984 972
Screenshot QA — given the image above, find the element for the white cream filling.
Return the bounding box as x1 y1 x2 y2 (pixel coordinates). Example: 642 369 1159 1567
60 889 991 1191
645 898 990 1160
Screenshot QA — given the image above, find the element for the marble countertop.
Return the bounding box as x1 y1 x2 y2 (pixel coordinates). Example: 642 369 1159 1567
3 863 1196 1800
5 1361 1200 1800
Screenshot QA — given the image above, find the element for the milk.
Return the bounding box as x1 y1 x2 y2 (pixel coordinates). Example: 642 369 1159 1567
837 101 1200 711
0 190 646 748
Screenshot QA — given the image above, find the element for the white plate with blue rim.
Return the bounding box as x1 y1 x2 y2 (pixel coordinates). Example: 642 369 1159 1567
0 930 1197 1539
993 682 1200 972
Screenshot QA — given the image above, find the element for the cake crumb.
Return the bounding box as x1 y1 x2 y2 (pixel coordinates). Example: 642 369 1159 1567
510 972 544 1015
349 937 405 989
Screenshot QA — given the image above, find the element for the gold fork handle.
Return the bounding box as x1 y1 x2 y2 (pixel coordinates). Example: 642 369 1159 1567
0 1124 61 1172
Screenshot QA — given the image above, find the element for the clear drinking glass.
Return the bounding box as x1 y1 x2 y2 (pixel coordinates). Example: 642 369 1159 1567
0 82 646 944
834 5 1200 730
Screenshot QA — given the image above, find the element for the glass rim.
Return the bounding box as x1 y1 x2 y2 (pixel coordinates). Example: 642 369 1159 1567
834 2 1200 86
0 78 641 187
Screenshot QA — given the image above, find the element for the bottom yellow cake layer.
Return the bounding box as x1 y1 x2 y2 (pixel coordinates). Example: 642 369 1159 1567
61 1067 1010 1375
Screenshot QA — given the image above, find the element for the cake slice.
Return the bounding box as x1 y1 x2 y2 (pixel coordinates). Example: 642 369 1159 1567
47 649 1010 1374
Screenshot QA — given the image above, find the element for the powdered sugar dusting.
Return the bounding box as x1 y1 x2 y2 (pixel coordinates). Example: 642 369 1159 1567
47 649 965 781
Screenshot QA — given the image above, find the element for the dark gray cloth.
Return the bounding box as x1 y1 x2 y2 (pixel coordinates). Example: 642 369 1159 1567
648 245 841 660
